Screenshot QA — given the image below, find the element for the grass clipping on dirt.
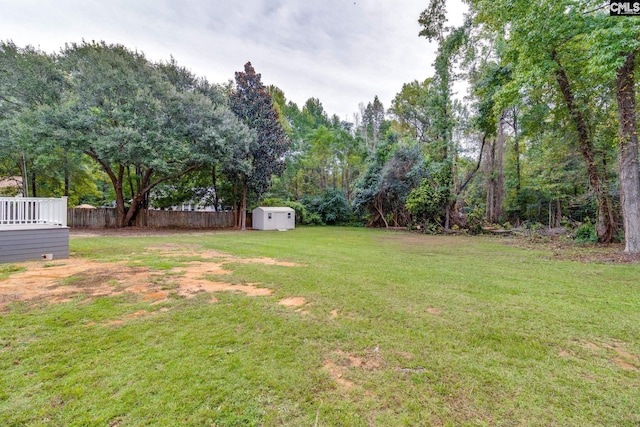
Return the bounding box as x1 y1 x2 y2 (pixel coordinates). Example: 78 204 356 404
1 227 639 426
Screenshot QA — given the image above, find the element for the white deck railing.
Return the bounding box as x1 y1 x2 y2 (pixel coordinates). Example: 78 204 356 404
0 197 68 228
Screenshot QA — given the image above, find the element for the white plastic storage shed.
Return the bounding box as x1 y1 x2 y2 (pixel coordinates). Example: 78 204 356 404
252 207 295 230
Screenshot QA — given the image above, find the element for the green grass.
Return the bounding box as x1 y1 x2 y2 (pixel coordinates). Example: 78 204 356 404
0 264 26 280
1 227 639 426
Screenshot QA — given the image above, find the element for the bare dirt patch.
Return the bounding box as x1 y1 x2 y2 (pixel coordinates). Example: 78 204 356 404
0 260 134 307
0 245 300 310
323 360 355 389
582 342 601 351
603 343 639 371
323 348 385 389
279 297 307 307
143 243 300 268
580 341 639 371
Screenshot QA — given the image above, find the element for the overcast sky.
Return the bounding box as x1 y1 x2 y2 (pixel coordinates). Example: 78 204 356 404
0 0 466 121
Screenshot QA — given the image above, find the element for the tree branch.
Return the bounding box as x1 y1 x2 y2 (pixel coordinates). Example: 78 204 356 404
139 163 203 196
458 135 487 193
0 94 23 107
582 2 608 14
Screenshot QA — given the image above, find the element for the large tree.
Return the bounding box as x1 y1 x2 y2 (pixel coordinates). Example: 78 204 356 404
584 6 640 252
468 0 640 251
419 5 473 230
360 95 386 153
389 79 432 144
0 41 67 197
229 62 291 229
55 42 250 227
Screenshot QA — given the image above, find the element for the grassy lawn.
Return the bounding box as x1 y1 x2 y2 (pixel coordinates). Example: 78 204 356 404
1 227 639 426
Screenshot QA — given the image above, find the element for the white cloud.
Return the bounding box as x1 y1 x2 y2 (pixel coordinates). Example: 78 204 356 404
0 0 465 120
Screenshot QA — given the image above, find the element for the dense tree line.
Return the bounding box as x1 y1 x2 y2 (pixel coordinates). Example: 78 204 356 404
1 1 639 253
0 41 288 228
265 1 639 253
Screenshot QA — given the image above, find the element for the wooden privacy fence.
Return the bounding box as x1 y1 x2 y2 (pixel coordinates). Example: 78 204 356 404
68 208 235 229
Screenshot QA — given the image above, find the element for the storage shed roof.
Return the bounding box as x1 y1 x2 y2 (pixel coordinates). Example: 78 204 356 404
254 206 294 213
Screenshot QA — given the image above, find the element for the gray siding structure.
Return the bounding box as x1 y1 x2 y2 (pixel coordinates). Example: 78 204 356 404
0 227 70 263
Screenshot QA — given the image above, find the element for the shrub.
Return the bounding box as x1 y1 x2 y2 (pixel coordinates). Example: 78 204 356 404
304 212 324 226
260 197 310 225
303 189 351 225
575 221 597 244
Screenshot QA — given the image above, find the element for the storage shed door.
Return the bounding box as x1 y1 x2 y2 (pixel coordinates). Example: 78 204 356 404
274 212 289 229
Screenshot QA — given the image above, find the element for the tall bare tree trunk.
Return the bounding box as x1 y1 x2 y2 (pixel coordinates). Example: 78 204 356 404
240 183 247 231
495 116 505 220
63 151 69 197
30 171 37 198
552 50 616 243
616 50 640 253
512 108 521 194
484 116 504 225
211 165 219 211
115 166 126 227
343 167 350 202
20 153 28 197
485 137 495 222
233 182 240 227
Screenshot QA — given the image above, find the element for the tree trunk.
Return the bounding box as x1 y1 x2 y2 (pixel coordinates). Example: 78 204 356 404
444 202 451 231
240 183 247 230
343 167 350 202
211 165 219 211
115 166 126 227
29 170 37 198
509 108 522 223
616 50 640 253
63 151 70 197
552 50 615 243
127 166 135 204
233 182 240 227
374 195 388 228
512 108 521 194
485 139 496 224
484 125 504 225
332 164 337 189
83 151 126 227
20 153 28 197
485 137 494 223
495 116 505 221
123 168 153 227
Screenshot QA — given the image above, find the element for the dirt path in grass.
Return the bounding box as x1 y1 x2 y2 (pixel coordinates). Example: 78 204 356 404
0 243 300 310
